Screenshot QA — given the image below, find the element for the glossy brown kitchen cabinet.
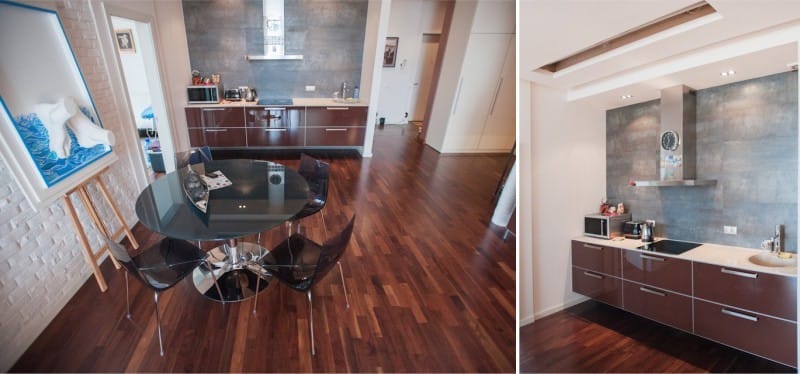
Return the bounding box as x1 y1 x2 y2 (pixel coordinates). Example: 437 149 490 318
305 127 366 146
694 298 797 367
186 107 202 127
200 107 245 128
245 106 304 146
199 128 246 147
570 241 621 277
693 262 797 320
305 106 367 126
622 250 692 295
571 267 622 308
622 280 692 332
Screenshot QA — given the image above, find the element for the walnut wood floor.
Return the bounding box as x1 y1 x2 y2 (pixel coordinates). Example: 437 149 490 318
520 300 796 373
12 125 515 372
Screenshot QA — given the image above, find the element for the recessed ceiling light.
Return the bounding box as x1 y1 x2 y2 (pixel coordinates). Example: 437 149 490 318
620 94 633 100
720 69 735 76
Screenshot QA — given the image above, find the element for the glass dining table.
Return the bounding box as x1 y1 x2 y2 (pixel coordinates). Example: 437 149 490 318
135 159 309 302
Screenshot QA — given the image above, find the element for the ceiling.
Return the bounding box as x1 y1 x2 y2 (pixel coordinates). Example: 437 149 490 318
520 0 800 109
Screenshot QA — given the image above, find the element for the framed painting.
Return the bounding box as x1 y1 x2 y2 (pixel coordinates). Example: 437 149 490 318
114 28 135 53
0 0 117 211
383 37 398 67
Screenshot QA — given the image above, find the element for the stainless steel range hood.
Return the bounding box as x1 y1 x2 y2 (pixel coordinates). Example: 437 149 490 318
633 85 716 187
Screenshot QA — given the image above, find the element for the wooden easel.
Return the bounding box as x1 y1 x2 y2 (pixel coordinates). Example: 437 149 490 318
61 167 139 292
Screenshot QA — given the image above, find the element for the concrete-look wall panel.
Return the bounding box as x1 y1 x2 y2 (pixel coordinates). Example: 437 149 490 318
183 0 368 100
607 71 798 249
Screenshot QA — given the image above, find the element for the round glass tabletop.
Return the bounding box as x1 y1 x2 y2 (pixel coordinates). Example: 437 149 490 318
135 159 309 241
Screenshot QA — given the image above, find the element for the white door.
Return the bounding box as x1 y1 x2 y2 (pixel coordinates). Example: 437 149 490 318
442 33 511 152
408 34 440 122
478 35 515 151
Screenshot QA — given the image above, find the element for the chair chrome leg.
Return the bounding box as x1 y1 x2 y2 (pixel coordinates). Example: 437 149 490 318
124 271 131 319
337 261 350 309
153 291 164 356
253 275 260 315
307 291 315 356
205 259 226 304
320 211 329 240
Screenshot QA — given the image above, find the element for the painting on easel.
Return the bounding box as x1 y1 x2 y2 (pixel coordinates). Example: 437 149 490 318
0 0 117 211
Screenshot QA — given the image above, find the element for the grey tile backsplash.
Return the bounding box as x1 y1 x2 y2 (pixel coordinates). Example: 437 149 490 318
183 0 368 99
607 72 798 250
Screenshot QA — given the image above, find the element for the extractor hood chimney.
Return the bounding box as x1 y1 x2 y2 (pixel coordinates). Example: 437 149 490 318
632 85 716 187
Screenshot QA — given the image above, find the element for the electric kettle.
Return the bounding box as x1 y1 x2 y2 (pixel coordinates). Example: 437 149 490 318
641 220 655 243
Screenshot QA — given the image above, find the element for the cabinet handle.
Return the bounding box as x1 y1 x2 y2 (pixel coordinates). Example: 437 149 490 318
325 128 348 132
264 107 286 111
640 254 665 262
639 287 666 297
582 271 603 279
489 77 503 115
582 244 602 250
264 128 287 132
721 308 759 322
202 108 226 111
204 128 227 132
452 77 464 114
721 268 758 279
326 107 349 111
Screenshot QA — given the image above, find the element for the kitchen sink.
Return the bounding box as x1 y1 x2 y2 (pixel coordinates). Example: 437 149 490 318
748 252 797 268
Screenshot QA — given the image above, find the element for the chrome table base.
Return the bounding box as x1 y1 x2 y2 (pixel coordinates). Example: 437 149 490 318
192 240 272 302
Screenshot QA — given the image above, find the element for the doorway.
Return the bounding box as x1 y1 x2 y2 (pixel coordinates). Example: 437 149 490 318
108 15 173 183
407 34 441 139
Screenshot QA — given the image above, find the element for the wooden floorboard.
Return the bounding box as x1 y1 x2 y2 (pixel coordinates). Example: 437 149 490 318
520 300 796 373
11 125 515 372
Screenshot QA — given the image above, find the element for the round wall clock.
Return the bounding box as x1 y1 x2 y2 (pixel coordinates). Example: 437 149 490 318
660 130 680 151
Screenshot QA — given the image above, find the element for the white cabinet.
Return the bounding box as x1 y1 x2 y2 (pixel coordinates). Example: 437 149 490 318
433 0 515 154
443 33 512 152
478 35 515 151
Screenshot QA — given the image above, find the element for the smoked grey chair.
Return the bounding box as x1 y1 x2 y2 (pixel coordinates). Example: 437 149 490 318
252 214 355 355
101 235 224 356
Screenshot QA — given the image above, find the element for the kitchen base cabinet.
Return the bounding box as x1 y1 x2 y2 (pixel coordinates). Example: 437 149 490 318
622 250 692 295
571 267 622 308
199 128 247 147
622 280 692 332
246 128 303 147
571 241 621 276
694 299 797 367
306 127 366 146
693 262 797 320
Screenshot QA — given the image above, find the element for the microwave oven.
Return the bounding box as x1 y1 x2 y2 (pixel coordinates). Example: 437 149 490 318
187 84 221 104
584 213 631 239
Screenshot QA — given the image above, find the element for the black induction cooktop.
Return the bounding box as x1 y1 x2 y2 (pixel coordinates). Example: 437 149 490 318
637 239 702 255
257 98 293 106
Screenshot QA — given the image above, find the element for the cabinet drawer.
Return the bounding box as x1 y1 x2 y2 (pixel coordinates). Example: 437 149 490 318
571 267 621 308
245 106 304 128
200 127 246 147
571 240 621 276
694 299 797 367
305 127 365 146
693 262 796 320
622 250 691 294
622 281 692 332
305 106 367 127
246 128 303 147
201 107 245 128
188 128 205 147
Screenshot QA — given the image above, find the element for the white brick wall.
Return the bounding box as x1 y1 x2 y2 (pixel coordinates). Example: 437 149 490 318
0 0 141 370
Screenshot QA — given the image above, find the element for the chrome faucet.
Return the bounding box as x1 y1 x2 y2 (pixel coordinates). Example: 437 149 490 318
772 224 784 254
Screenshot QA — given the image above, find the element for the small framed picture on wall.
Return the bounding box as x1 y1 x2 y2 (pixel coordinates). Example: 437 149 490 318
115 29 135 53
383 37 398 67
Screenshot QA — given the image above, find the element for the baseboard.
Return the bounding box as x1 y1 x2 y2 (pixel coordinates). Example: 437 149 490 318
533 295 589 320
520 315 535 326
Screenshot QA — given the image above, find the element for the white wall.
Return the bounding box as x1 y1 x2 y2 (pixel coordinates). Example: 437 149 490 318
112 18 152 129
376 0 446 124
519 80 534 324
528 82 606 319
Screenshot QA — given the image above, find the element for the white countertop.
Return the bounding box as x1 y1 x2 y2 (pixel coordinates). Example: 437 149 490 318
574 236 797 277
186 98 368 107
